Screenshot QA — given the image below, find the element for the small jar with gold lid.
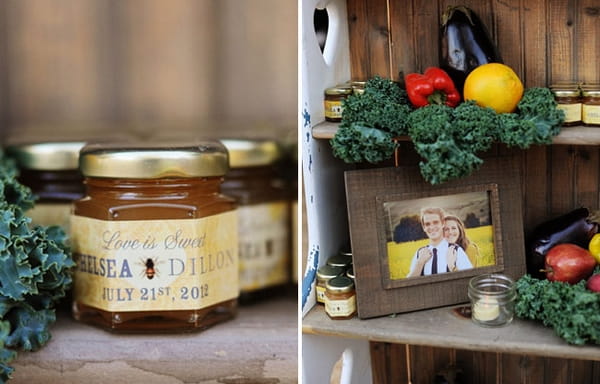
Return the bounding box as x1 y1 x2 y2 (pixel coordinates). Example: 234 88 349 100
581 85 600 126
325 275 357 320
220 139 290 303
324 86 353 122
71 141 238 332
6 141 86 230
316 264 344 304
551 84 582 126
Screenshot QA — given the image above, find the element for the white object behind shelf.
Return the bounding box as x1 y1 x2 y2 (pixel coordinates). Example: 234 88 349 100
301 0 373 383
301 0 351 318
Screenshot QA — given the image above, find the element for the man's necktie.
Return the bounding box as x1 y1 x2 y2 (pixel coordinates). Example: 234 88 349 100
431 248 438 274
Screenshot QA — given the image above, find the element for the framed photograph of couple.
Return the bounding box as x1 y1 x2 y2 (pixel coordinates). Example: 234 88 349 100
344 157 526 319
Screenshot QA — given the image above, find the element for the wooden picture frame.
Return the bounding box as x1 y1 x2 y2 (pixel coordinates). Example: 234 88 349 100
345 157 526 319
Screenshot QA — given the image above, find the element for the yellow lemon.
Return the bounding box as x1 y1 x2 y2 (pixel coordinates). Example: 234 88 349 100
587 233 600 264
463 63 524 114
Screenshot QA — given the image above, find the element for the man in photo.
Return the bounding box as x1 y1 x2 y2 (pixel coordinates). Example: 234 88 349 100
407 207 472 277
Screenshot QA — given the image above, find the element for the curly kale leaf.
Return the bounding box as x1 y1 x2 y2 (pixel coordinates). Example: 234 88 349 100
0 151 75 381
341 76 411 136
407 103 490 184
6 306 54 352
330 123 396 164
0 321 16 383
414 136 484 185
515 274 600 345
450 101 499 152
497 87 565 148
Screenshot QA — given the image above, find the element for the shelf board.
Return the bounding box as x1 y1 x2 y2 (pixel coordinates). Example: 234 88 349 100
312 121 600 145
11 296 298 383
302 304 600 361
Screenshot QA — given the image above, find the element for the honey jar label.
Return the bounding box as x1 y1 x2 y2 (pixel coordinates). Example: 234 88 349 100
316 285 326 303
71 211 239 312
557 103 582 123
27 203 73 233
582 104 600 125
238 201 289 291
324 100 344 119
325 297 356 317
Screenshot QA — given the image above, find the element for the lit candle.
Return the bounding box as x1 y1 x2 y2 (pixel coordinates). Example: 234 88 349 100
472 296 500 322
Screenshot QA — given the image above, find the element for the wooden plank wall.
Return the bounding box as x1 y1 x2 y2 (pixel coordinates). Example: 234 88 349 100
344 0 600 382
0 0 297 143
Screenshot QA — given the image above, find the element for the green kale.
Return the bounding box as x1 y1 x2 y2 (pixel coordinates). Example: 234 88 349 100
407 102 496 184
329 76 563 185
450 101 498 152
341 76 411 136
515 274 600 345
330 123 396 164
0 151 75 382
497 87 565 148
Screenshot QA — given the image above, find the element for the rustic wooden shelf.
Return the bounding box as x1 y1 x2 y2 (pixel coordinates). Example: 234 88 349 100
10 295 298 384
312 121 600 145
303 304 600 362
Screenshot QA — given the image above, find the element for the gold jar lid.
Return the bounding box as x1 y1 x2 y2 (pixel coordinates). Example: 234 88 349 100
316 264 345 281
552 89 581 98
6 141 86 171
326 253 353 268
325 275 355 294
79 141 229 178
346 266 355 280
220 139 283 168
324 86 353 96
582 90 600 98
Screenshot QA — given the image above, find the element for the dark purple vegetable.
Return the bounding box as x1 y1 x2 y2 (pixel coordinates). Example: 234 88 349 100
439 5 502 98
527 207 598 279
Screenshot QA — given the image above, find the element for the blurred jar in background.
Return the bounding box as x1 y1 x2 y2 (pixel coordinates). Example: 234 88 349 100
221 138 290 303
6 141 86 232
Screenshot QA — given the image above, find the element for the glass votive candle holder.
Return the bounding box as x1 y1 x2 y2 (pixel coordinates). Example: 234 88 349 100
468 274 516 327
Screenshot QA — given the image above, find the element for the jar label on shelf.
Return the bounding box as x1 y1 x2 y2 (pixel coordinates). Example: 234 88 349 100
238 201 290 291
71 211 239 312
557 103 582 123
27 203 72 233
325 296 356 317
324 100 344 119
583 104 600 125
316 285 326 303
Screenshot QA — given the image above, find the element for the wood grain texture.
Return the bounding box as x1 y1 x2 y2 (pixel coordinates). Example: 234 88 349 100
0 0 296 141
11 297 297 383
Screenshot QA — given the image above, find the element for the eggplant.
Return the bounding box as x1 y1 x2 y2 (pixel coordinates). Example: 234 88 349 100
440 5 502 97
526 207 599 279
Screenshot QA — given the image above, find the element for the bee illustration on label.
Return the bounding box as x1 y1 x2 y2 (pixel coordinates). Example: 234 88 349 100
140 257 159 280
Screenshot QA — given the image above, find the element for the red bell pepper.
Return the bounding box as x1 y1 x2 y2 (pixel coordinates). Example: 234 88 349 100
405 67 461 108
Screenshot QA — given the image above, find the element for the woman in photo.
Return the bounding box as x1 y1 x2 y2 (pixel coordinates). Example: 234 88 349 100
444 215 481 268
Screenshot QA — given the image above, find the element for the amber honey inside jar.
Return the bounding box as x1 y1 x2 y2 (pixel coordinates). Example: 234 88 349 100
6 141 86 230
71 141 238 332
220 139 290 303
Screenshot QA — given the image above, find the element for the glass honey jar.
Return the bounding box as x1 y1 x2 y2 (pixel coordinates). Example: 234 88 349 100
581 85 600 127
551 85 581 126
71 141 238 332
324 85 353 122
220 139 290 303
316 264 344 304
6 141 86 231
325 275 357 320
